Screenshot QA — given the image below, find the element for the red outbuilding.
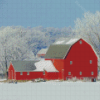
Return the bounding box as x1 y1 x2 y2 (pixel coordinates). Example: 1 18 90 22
45 38 98 80
8 61 44 80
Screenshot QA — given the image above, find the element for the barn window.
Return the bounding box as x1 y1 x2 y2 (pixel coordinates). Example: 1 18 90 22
20 72 23 75
90 60 92 64
91 72 94 75
70 61 73 65
79 40 82 44
68 72 71 75
80 72 82 75
27 72 29 75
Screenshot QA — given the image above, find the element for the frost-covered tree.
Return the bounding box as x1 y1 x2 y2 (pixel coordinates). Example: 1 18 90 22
73 11 100 56
0 26 35 76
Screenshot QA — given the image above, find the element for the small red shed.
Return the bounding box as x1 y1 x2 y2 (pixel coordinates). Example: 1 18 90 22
45 38 98 80
8 61 44 80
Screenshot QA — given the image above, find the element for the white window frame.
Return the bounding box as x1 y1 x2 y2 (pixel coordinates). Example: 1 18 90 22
27 72 29 75
68 72 71 75
90 60 92 64
79 40 82 44
20 72 23 75
91 72 94 75
70 61 73 65
80 71 82 75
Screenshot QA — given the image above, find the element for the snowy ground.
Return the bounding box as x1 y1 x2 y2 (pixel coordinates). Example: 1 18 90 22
0 80 100 100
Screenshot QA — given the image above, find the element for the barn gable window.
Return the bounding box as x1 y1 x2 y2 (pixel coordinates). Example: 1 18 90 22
91 72 94 75
90 60 92 64
79 40 82 44
70 61 73 65
27 72 29 75
20 72 23 75
80 72 82 75
68 72 71 75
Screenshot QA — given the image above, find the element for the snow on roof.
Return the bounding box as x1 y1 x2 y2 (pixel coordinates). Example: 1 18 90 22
34 60 58 72
55 40 64 44
66 38 79 44
54 38 79 45
37 48 48 54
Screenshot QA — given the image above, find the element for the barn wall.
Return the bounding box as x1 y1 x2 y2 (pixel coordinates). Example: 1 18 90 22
8 64 16 80
64 39 98 79
45 59 64 80
15 72 44 80
45 70 59 80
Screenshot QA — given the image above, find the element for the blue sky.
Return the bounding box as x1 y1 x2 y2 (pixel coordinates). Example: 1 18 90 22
0 0 100 28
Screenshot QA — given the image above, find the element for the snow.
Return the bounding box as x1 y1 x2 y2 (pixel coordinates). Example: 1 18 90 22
66 38 79 44
0 81 100 100
55 40 64 44
0 79 6 82
34 59 58 72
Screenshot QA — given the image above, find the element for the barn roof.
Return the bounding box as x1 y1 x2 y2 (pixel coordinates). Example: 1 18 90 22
45 38 99 59
11 61 39 72
45 44 71 59
45 38 80 59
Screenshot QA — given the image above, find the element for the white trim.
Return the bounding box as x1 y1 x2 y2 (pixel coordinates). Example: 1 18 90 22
27 72 29 75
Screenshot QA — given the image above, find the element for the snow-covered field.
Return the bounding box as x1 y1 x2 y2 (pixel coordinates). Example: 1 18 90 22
0 80 100 100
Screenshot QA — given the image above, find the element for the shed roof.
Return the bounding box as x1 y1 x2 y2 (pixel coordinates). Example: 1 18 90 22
11 61 39 72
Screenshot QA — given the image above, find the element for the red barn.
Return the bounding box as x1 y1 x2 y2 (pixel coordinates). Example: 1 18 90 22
8 60 59 80
45 38 98 80
8 61 44 80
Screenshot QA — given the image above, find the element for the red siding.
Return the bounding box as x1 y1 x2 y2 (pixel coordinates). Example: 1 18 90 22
45 70 59 80
64 39 98 80
45 59 64 80
15 72 44 80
